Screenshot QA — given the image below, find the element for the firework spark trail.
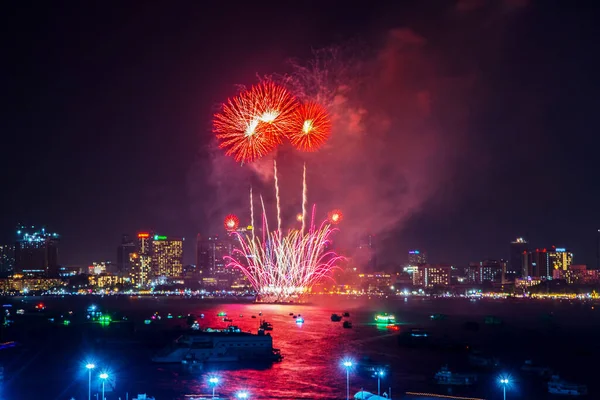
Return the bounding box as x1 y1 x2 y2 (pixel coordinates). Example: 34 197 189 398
301 163 307 234
227 180 343 302
250 186 255 240
273 160 282 233
226 219 342 302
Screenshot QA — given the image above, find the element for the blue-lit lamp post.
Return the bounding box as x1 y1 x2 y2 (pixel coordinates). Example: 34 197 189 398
376 369 385 396
85 363 95 400
236 391 249 399
342 359 354 400
499 377 510 400
99 373 109 400
209 377 219 400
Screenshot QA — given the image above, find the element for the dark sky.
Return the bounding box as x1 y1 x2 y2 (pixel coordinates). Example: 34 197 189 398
2 1 600 268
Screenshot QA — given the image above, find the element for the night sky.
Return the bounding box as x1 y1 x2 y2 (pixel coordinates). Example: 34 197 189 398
2 1 599 268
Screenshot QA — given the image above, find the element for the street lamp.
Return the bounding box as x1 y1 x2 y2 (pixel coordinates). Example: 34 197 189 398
236 391 249 399
499 377 510 400
342 359 354 400
99 372 109 400
85 363 95 400
209 376 219 399
376 369 385 396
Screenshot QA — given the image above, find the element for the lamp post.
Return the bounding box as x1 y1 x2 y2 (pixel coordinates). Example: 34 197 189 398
99 373 109 400
499 377 509 400
343 360 353 400
209 377 219 399
236 391 249 399
85 363 95 400
376 369 385 396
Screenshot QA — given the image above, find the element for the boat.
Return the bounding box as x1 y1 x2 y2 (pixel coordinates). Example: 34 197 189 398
289 313 294 316
331 314 343 322
434 366 477 385
521 359 552 376
251 315 256 319
217 311 226 317
343 312 350 317
133 394 155 400
374 313 395 324
430 313 447 321
259 320 273 331
152 326 283 363
223 318 233 322
468 351 500 368
548 375 588 395
343 321 353 329
398 328 429 347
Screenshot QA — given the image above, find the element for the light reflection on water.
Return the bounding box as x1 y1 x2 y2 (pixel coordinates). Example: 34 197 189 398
3 296 600 399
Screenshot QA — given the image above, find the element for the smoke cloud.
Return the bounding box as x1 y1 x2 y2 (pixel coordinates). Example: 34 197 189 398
190 1 528 260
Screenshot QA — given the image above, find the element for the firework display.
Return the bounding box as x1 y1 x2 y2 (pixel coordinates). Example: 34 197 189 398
213 81 332 163
224 214 240 231
226 207 342 302
288 102 332 152
213 82 298 163
328 209 343 224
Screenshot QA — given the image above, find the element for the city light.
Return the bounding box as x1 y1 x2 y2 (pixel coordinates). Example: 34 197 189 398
236 391 249 399
99 372 109 400
376 369 385 396
84 362 95 400
499 375 511 400
341 358 354 400
209 376 220 399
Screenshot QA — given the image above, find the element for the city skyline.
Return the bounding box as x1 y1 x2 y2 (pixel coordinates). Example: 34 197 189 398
2 2 600 267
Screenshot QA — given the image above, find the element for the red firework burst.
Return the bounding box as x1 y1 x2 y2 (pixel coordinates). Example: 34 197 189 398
288 102 332 152
224 214 240 231
328 209 343 224
213 82 298 163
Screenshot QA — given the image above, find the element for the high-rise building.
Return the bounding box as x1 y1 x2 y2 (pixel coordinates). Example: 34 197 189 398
529 248 550 278
0 244 15 276
548 246 573 276
151 235 183 278
14 225 60 277
408 250 427 265
413 264 451 287
354 234 376 273
117 234 136 274
509 238 527 276
131 232 152 286
196 235 233 288
467 260 506 284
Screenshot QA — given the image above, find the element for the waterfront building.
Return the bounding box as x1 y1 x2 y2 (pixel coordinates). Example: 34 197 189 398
14 225 60 277
413 264 451 287
509 237 527 277
0 244 15 276
0 276 65 293
196 234 233 288
408 250 427 265
467 259 506 284
357 271 393 292
151 235 183 278
117 234 136 274
88 274 125 289
88 261 110 275
553 264 586 284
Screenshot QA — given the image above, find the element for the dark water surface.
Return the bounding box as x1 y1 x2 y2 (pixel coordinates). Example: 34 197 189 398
1 296 599 399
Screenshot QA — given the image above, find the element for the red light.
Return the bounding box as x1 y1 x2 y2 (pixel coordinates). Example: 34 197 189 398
138 233 149 238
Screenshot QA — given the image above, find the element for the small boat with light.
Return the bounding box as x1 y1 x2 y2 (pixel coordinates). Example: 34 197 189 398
343 321 353 329
374 313 396 324
331 314 343 322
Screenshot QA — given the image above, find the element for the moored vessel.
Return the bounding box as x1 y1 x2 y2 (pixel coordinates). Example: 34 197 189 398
152 326 282 364
434 366 477 385
548 375 588 396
